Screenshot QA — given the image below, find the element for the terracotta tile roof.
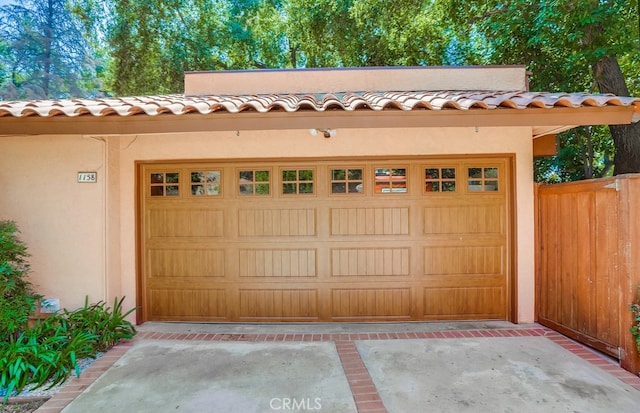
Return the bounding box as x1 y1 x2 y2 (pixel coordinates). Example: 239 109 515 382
0 91 638 118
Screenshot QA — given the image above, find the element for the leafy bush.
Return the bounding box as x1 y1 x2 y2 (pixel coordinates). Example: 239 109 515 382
0 297 136 402
63 296 137 352
0 220 138 401
0 220 42 340
0 316 97 401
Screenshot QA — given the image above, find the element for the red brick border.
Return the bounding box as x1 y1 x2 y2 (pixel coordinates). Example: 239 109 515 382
34 327 640 412
335 341 387 413
34 341 134 413
542 330 640 390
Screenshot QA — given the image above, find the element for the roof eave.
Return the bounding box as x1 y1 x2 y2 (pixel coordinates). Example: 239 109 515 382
0 106 635 136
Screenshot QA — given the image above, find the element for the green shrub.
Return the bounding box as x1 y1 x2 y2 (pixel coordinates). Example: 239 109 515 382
63 296 137 352
0 220 138 401
0 221 42 341
0 297 136 402
0 315 97 402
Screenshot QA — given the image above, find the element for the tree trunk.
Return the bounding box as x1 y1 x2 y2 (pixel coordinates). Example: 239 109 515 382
593 56 640 175
579 126 594 179
43 0 54 97
289 45 297 68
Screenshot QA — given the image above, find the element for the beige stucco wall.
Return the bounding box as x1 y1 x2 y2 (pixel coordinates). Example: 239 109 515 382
185 66 528 95
0 125 535 322
0 135 107 310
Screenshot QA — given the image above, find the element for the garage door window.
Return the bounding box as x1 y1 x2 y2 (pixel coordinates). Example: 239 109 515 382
375 168 407 194
190 171 221 196
424 167 456 193
331 168 363 194
149 172 179 197
468 167 499 192
239 170 270 195
282 168 314 195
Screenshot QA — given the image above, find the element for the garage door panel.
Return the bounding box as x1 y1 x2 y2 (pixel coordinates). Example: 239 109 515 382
148 209 224 238
424 246 503 275
150 288 227 320
423 204 504 235
239 289 319 320
330 207 409 235
331 247 410 276
239 248 317 277
331 288 412 319
420 274 505 287
148 248 226 278
239 208 316 236
423 287 505 319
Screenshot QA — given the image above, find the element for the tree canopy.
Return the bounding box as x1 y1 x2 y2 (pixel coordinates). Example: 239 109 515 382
0 0 638 178
438 0 640 178
0 0 102 99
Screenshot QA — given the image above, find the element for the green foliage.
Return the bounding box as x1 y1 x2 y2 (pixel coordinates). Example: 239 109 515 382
0 0 103 99
535 126 615 183
437 0 640 178
4 0 640 174
631 292 640 355
74 0 234 95
438 0 638 91
72 0 450 94
0 297 136 402
0 222 136 401
286 0 446 67
0 221 41 341
62 296 137 352
0 315 97 403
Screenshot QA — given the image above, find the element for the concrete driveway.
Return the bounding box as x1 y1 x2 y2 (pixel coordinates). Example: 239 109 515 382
36 322 640 413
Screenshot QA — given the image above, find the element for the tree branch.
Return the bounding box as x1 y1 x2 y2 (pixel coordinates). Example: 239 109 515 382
467 6 508 24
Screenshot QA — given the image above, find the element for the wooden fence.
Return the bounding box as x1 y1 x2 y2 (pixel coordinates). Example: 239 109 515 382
536 174 640 375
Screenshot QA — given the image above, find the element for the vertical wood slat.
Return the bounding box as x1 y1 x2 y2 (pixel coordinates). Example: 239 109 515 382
330 207 409 235
149 209 224 238
536 175 640 375
239 249 316 277
618 177 640 374
331 288 410 318
331 248 410 276
149 249 225 278
239 209 316 236
575 192 592 335
239 289 318 319
424 205 502 234
595 190 618 344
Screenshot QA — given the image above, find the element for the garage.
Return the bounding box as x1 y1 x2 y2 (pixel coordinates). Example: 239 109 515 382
139 155 513 322
4 65 639 327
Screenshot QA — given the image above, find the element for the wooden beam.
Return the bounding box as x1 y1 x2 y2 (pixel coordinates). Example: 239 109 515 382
533 134 557 157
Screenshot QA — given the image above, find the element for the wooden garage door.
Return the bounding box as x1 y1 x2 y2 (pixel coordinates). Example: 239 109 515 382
138 156 512 322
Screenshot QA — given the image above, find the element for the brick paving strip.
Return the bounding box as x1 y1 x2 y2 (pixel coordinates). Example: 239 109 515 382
34 327 640 413
33 341 134 413
334 340 387 413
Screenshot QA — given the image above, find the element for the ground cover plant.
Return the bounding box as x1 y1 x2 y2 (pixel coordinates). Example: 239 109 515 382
0 220 136 403
1 299 137 403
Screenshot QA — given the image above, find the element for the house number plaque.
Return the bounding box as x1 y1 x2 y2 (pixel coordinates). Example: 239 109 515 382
77 172 97 183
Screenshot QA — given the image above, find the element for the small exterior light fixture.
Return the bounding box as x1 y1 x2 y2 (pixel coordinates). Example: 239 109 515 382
309 128 337 138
